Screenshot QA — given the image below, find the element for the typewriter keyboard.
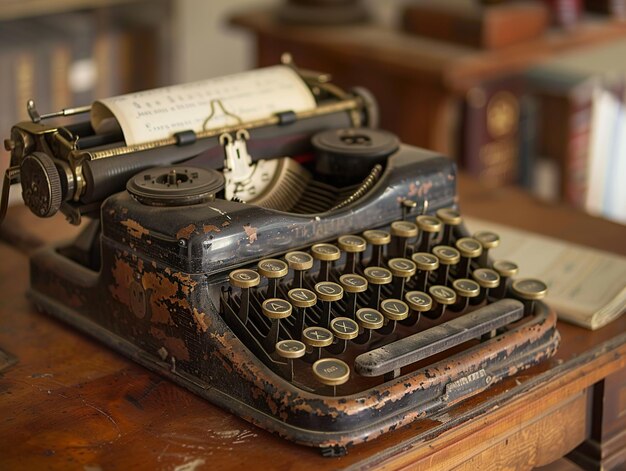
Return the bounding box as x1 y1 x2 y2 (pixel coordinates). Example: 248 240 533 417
220 207 548 396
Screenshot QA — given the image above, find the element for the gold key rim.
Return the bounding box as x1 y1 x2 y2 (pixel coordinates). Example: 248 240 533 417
337 235 367 253
455 237 483 258
257 258 289 278
362 229 391 246
330 317 359 340
493 260 519 277
262 298 292 319
472 268 500 289
229 269 261 288
415 215 442 233
302 326 334 347
314 281 344 302
355 308 385 330
275 340 306 359
452 278 481 298
432 245 461 265
404 290 433 312
512 278 548 301
390 221 418 238
287 288 317 308
310 243 341 261
436 208 462 226
363 266 393 285
411 252 439 271
429 285 457 305
380 298 410 320
473 230 500 249
284 251 314 271
387 258 417 278
312 358 350 386
339 274 368 293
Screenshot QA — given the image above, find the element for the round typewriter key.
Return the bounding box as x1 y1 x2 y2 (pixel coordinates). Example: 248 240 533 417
362 230 391 245
287 288 317 308
314 281 343 302
432 246 461 265
416 215 442 253
428 284 456 319
337 235 367 253
276 340 306 359
262 298 292 319
437 208 462 246
436 208 462 226
472 268 501 289
415 215 443 233
512 278 548 315
229 269 260 289
391 221 419 239
311 243 340 282
258 259 289 278
411 252 439 271
339 274 368 293
492 260 519 299
452 278 480 312
452 278 480 298
456 238 483 279
388 258 417 299
284 251 314 271
432 245 461 286
285 251 313 288
473 230 500 250
380 299 410 321
429 285 457 305
512 278 548 301
363 266 393 285
493 260 519 278
455 238 483 258
387 258 417 278
405 291 433 312
337 235 366 274
312 358 350 387
355 308 385 330
330 317 359 340
310 243 341 261
363 230 391 267
302 326 334 348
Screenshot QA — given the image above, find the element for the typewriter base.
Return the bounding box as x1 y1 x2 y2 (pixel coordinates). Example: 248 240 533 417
28 241 561 452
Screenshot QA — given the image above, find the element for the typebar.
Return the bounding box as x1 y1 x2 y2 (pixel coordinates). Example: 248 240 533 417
355 298 524 377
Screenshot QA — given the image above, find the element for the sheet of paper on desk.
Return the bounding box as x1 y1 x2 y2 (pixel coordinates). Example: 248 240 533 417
466 217 626 330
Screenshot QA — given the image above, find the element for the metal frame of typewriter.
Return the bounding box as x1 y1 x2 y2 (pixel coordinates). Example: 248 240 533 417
24 147 560 452
2 62 559 454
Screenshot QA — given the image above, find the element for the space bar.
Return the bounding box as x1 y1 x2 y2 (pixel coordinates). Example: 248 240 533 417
354 299 524 377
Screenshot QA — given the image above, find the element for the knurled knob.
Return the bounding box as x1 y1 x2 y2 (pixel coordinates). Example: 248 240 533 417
20 152 62 218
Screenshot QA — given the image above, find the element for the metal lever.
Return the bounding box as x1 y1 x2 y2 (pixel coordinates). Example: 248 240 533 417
27 99 91 123
0 166 20 224
354 298 524 378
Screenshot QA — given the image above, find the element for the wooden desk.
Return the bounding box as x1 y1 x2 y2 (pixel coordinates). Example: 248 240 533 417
0 176 625 470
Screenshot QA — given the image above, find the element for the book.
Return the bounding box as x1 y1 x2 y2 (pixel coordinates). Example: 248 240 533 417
460 76 524 186
466 216 626 330
402 0 549 50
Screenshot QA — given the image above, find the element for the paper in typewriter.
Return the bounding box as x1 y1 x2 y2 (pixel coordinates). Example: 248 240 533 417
90 65 316 145
466 217 626 330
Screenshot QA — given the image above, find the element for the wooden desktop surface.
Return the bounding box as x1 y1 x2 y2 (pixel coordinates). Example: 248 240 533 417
0 175 625 470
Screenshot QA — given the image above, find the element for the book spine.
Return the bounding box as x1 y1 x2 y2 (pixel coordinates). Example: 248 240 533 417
540 0 583 27
461 79 522 186
518 94 538 190
564 87 593 207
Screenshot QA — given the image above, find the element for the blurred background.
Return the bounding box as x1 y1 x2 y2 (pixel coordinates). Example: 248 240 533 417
0 0 624 223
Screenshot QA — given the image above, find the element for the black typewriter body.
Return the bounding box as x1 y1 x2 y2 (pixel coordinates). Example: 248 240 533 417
2 64 559 455
26 143 559 453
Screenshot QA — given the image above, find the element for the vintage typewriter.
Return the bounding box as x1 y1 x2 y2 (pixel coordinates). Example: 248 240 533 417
0 59 559 456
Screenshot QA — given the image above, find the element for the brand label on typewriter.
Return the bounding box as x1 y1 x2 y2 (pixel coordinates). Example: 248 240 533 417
443 369 491 403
